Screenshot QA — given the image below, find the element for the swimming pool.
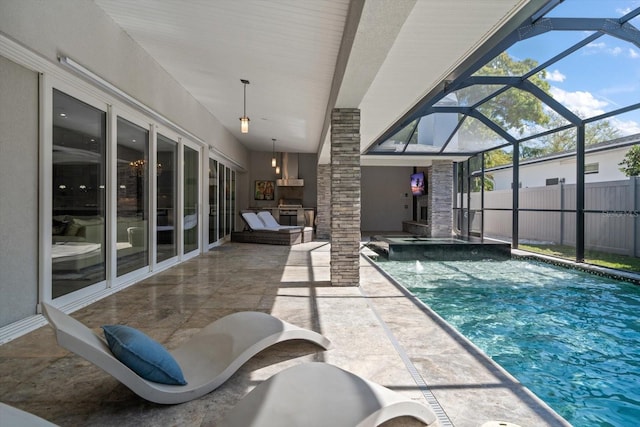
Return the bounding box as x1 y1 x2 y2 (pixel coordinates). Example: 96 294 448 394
373 258 640 427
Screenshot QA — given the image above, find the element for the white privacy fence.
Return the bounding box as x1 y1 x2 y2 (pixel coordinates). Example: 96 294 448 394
465 177 640 257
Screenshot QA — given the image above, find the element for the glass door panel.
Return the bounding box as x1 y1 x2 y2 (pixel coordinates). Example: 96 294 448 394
183 145 199 254
52 89 106 298
156 134 178 262
209 158 218 244
225 166 231 236
218 164 225 237
116 117 149 276
231 170 236 232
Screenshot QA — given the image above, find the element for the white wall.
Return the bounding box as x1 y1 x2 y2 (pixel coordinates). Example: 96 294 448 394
0 0 248 169
0 55 39 325
361 166 414 231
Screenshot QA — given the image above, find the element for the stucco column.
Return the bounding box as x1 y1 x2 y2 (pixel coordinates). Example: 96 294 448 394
316 163 331 239
428 160 454 237
330 108 360 287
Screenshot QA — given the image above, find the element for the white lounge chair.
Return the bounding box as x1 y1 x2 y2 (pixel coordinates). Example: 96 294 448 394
0 402 58 427
218 362 437 427
255 212 314 241
241 212 270 230
232 212 310 245
256 211 301 230
41 303 330 405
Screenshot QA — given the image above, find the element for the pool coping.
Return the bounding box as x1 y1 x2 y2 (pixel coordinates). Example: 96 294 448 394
512 249 640 285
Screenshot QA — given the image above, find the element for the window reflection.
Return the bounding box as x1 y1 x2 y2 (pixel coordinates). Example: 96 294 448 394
156 134 177 262
218 163 225 238
183 145 199 254
52 90 106 298
209 159 218 244
225 166 231 236
116 117 149 276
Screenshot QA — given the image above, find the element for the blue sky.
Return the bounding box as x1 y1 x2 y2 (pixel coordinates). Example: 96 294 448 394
509 0 640 135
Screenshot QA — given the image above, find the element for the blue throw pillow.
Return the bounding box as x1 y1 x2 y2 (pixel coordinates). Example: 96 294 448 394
102 324 187 385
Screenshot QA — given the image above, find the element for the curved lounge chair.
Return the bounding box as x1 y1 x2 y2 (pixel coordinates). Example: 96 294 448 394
41 303 331 405
0 402 58 427
218 362 437 427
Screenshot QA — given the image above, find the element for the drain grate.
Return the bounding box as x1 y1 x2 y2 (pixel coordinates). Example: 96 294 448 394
358 285 454 427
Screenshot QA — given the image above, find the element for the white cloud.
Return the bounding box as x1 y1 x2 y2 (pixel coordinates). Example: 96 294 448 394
610 117 640 136
546 69 566 82
586 41 606 50
629 48 639 59
584 42 626 57
549 87 608 118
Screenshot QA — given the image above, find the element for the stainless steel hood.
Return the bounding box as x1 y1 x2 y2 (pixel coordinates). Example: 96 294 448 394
276 152 304 186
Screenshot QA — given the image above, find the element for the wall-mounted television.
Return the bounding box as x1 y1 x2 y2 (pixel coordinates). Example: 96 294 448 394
410 171 425 196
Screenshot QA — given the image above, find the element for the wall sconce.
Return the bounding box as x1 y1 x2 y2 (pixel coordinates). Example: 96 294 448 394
239 79 250 133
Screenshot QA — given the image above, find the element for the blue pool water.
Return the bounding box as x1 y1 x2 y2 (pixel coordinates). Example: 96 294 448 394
374 258 640 427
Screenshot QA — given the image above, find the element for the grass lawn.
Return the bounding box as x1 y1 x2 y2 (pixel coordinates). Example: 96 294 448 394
518 244 640 274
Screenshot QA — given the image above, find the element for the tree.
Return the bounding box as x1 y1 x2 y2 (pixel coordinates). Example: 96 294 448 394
461 52 623 155
472 52 552 136
619 144 640 177
541 111 622 153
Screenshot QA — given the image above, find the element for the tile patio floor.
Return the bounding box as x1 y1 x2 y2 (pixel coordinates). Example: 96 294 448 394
0 241 570 426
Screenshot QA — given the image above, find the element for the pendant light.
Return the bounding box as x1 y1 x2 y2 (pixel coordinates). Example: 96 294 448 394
239 79 250 133
271 139 277 167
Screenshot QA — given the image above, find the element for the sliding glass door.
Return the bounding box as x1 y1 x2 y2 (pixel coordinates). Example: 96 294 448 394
48 85 209 304
116 117 149 276
209 158 218 245
51 89 106 298
183 144 199 254
156 134 178 263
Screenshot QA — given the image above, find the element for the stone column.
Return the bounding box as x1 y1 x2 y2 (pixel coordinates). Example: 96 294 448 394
428 160 453 238
330 108 360 287
316 163 331 239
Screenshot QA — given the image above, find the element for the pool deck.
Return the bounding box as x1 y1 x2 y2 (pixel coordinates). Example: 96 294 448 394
0 241 570 426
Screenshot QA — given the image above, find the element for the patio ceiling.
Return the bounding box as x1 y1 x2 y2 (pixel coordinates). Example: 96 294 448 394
94 0 540 166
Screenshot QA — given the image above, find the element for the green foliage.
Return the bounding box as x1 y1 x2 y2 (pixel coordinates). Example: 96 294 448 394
459 52 621 158
474 53 551 136
539 113 622 153
619 144 640 177
453 51 628 191
484 149 512 168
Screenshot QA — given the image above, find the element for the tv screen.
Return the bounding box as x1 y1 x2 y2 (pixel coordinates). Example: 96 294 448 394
411 172 425 196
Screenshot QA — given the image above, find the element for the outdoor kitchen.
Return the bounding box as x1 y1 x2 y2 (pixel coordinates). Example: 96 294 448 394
246 152 316 229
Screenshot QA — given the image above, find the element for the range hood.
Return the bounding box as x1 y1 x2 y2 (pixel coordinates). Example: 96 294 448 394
276 152 304 186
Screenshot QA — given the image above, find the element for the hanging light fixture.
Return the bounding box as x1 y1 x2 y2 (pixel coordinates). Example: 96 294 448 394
271 138 277 167
276 162 280 175
239 79 250 133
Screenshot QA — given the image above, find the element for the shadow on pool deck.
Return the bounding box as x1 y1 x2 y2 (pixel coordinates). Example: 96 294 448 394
0 241 570 426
